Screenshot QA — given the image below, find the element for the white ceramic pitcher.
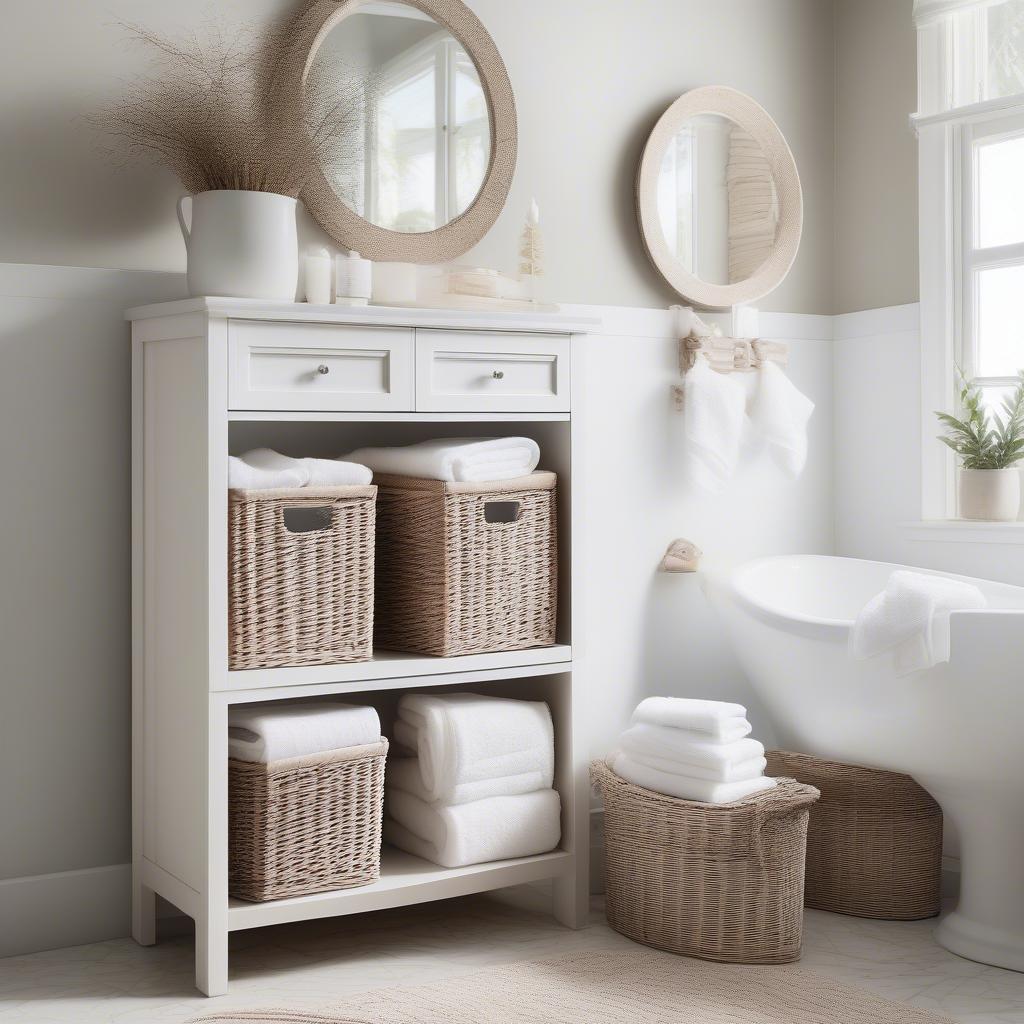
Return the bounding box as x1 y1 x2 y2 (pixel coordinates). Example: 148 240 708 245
176 190 299 300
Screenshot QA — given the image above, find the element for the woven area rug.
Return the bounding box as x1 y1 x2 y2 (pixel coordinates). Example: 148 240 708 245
191 950 955 1023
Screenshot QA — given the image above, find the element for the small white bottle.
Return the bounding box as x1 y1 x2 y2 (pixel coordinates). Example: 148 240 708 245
335 251 372 306
303 247 332 305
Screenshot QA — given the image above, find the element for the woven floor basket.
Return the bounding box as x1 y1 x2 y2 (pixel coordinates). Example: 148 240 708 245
228 486 376 670
765 750 943 920
229 739 388 902
373 472 557 657
591 761 820 965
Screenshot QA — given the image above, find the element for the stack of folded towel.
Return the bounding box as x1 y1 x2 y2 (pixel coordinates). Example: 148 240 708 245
228 448 373 490
608 697 775 804
343 437 540 482
383 693 561 868
228 699 382 762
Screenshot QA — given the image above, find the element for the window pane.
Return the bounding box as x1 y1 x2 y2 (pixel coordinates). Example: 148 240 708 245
977 265 1024 376
987 0 1024 101
452 52 489 216
978 133 1024 248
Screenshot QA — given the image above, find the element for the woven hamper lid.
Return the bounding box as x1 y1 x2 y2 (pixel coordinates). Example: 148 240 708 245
372 471 556 495
765 750 941 813
590 760 819 864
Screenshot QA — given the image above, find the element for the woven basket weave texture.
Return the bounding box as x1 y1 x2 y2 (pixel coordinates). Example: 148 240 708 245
373 472 557 657
591 760 819 965
228 486 376 670
765 750 943 920
229 739 387 902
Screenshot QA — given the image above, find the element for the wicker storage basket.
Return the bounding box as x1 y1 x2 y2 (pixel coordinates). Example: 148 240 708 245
228 485 376 670
765 750 943 920
373 472 557 657
229 738 388 902
591 760 820 965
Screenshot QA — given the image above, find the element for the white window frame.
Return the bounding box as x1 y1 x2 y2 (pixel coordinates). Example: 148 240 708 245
914 0 1024 520
368 33 488 230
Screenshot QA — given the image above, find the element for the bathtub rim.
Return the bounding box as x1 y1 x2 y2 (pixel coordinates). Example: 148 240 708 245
722 553 1020 641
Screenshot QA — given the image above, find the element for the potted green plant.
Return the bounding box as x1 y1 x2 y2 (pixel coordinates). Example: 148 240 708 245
936 370 1024 521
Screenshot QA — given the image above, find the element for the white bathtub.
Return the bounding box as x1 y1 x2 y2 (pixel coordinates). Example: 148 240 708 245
712 554 1024 972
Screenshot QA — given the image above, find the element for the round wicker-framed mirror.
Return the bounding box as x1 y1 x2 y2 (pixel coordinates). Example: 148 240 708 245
283 0 517 262
637 86 803 309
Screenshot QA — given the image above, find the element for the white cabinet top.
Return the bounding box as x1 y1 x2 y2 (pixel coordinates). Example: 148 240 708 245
125 296 599 335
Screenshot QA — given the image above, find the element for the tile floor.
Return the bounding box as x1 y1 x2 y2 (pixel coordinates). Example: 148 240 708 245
3 888 1024 1023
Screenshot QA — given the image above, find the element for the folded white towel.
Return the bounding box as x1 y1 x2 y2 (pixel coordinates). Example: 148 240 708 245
384 788 561 868
849 570 987 675
609 752 776 804
343 437 540 483
682 355 748 494
749 361 815 478
631 697 750 742
228 701 381 762
625 750 767 784
228 454 307 490
619 723 765 770
229 448 372 490
396 693 554 805
387 756 550 806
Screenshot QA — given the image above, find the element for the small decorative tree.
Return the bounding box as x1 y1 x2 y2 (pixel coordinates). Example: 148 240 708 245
519 198 545 305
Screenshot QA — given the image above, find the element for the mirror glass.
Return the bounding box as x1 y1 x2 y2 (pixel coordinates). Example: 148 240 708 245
655 114 780 286
309 0 491 234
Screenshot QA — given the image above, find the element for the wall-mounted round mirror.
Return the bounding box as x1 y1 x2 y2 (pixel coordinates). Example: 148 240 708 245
637 87 802 309
286 0 516 262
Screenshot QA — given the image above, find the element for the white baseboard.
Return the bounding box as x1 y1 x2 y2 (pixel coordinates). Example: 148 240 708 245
0 864 130 958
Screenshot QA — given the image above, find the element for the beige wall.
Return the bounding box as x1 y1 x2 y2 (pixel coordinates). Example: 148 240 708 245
834 0 919 314
0 0 837 313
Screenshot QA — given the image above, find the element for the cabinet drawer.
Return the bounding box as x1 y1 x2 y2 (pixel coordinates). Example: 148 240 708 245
228 320 414 411
415 331 570 412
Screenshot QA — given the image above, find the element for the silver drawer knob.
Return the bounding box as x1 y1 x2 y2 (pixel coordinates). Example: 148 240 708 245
492 370 505 380
317 364 330 375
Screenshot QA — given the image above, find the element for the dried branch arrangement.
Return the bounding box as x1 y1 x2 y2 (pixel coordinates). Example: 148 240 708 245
92 16 373 198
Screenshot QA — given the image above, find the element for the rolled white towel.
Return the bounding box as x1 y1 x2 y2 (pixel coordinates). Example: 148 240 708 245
343 437 540 483
396 693 554 805
387 756 550 806
608 752 775 804
619 723 765 771
850 570 987 675
384 788 561 868
305 458 373 487
625 749 767 784
228 701 381 762
631 697 751 742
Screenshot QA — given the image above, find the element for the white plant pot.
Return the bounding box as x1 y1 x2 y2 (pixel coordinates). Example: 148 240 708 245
176 190 298 300
959 468 1022 521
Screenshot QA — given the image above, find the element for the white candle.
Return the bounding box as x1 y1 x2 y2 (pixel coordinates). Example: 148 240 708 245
335 251 373 306
303 247 332 305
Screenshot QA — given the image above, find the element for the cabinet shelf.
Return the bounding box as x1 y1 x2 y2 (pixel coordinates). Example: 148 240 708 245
227 846 573 931
221 645 573 694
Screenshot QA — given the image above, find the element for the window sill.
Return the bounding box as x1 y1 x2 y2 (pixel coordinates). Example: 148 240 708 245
903 520 1024 545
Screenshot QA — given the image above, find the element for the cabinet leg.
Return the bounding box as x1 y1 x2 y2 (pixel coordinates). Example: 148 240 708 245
195 916 229 996
131 874 156 947
553 872 588 930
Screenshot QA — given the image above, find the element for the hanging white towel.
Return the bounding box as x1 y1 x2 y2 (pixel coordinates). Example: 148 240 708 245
682 355 748 494
384 788 561 868
631 697 751 742
619 723 765 771
849 570 987 675
229 448 372 489
625 750 767 784
228 701 381 762
608 752 776 804
343 437 540 483
386 756 550 806
396 693 554 804
749 361 815 478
